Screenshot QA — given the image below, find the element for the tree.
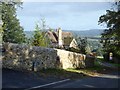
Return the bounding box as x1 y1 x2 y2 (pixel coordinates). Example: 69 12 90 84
1 0 26 44
31 19 50 47
98 1 120 59
76 36 91 54
85 43 91 54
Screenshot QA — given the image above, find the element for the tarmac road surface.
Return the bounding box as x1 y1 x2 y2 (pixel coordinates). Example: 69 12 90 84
2 68 120 89
53 72 120 88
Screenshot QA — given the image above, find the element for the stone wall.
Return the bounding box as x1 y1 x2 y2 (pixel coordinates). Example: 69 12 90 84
56 49 86 69
2 43 95 71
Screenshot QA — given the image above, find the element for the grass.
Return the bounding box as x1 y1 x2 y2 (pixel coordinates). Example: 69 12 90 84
31 57 119 79
34 68 88 80
96 56 105 62
110 63 120 67
97 56 120 67
66 59 119 76
33 61 107 79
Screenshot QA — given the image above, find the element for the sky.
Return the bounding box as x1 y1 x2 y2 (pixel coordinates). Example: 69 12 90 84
17 1 113 31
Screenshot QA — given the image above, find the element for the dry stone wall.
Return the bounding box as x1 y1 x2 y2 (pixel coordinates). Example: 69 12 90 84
2 43 95 71
56 49 86 69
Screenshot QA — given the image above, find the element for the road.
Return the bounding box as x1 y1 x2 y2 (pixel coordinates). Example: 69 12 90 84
2 68 120 89
2 68 62 89
53 73 120 88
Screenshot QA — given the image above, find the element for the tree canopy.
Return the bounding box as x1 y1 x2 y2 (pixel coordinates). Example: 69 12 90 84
75 36 91 54
1 0 26 44
98 2 120 58
31 19 50 47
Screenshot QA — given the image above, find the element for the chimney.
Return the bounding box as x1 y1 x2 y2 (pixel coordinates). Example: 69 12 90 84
58 28 63 47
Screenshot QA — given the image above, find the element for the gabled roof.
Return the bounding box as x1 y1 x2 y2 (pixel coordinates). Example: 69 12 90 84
63 37 73 46
47 31 58 43
46 30 73 45
62 32 73 38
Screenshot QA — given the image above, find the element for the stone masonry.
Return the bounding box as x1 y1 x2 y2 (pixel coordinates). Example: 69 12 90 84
2 43 95 71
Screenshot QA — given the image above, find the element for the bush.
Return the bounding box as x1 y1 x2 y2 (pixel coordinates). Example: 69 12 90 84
66 47 80 53
103 53 109 61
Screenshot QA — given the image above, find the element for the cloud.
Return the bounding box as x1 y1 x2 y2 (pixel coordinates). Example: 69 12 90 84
68 2 112 12
17 2 112 31
17 2 111 17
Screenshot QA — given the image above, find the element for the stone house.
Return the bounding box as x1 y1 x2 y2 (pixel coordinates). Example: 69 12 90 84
46 28 79 49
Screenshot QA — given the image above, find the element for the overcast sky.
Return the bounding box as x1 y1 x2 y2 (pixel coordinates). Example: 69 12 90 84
17 2 112 31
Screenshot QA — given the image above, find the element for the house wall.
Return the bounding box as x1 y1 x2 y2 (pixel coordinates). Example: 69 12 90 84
69 39 79 49
2 43 95 71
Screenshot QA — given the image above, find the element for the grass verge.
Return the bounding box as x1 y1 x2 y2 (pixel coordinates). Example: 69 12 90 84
97 56 120 68
33 61 108 79
34 68 88 80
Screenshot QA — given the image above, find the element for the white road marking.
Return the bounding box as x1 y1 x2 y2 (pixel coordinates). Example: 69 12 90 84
25 79 70 90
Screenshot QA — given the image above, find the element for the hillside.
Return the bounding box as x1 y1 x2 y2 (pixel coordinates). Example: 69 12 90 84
24 31 34 38
24 29 104 38
66 29 104 37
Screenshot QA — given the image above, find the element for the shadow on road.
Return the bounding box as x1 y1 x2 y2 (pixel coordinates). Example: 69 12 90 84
2 68 120 89
53 76 119 88
2 68 87 88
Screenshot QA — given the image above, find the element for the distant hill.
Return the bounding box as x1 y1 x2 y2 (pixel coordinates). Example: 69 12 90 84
24 29 104 38
24 31 34 38
65 29 104 37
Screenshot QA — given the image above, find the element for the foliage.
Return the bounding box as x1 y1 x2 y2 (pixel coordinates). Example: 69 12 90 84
31 20 50 47
76 37 91 54
88 40 103 56
98 1 120 59
25 38 33 45
65 47 80 53
1 0 26 44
